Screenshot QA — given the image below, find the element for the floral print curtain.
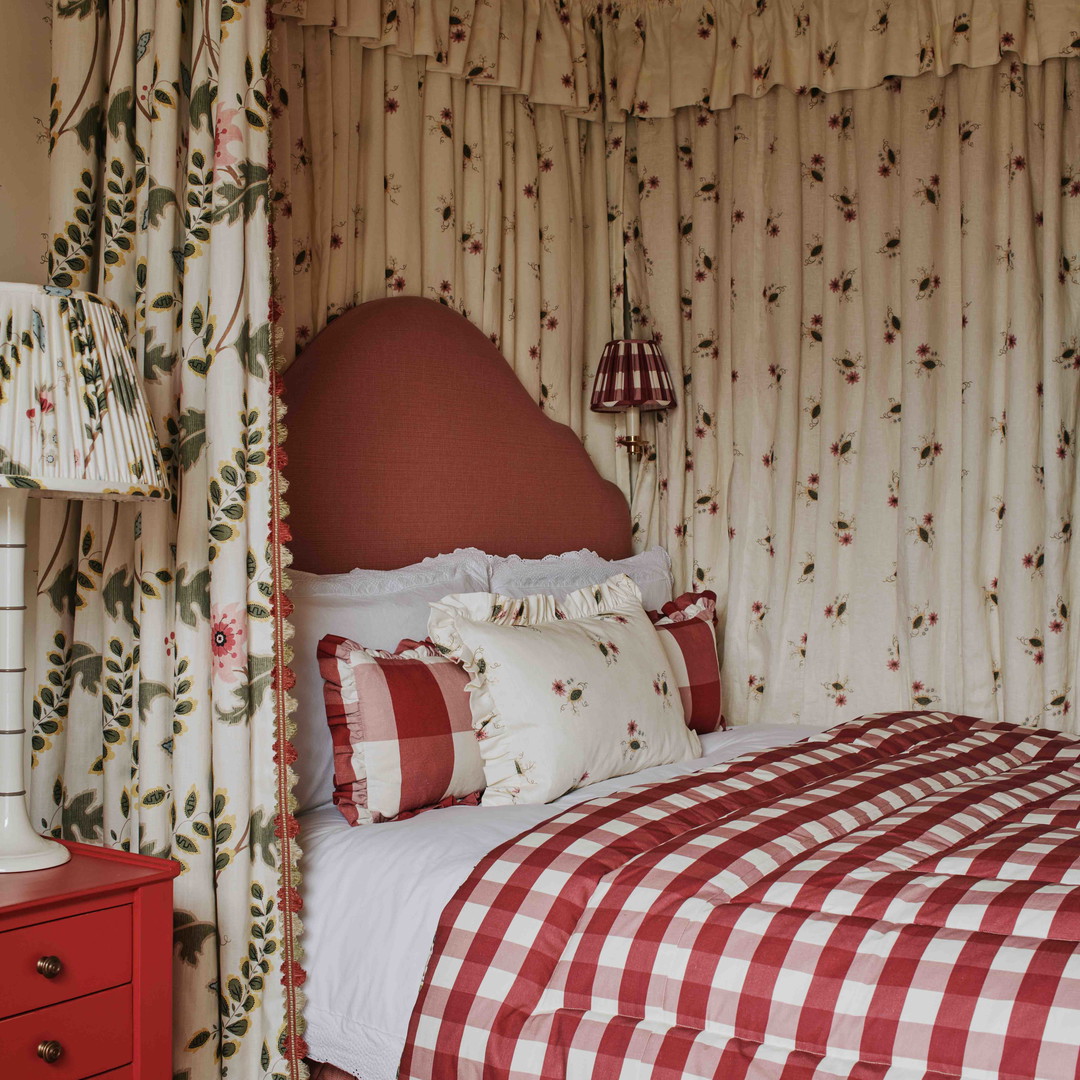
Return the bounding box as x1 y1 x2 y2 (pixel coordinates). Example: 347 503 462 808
40 0 295 1078
600 0 1080 118
271 0 604 112
23 0 1080 1075
269 19 626 486
621 55 1080 732
272 0 1080 121
269 2 1080 751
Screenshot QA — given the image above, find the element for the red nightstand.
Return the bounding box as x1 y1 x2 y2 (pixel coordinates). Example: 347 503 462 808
0 840 180 1079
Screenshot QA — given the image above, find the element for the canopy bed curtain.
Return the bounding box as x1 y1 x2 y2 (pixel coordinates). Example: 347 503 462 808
39 0 297 1077
599 0 1079 118
621 54 1080 731
267 0 1080 734
258 2 1080 1077
267 0 631 493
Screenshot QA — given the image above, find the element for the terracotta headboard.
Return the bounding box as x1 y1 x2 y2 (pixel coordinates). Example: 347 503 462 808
282 297 632 573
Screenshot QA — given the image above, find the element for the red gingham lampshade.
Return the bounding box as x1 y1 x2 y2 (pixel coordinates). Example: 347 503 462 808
590 339 676 413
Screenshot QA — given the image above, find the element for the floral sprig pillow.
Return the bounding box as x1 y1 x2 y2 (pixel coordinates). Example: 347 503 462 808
428 574 702 806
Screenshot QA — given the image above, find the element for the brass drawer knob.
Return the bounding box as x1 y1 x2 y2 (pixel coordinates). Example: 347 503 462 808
36 955 63 979
37 1040 63 1064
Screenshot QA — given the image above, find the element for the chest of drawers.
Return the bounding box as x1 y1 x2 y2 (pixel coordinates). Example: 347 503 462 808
0 840 180 1079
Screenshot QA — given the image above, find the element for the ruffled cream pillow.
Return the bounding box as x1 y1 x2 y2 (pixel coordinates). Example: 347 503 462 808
428 574 701 806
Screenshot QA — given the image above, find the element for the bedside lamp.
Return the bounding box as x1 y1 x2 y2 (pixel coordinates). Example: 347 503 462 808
590 339 676 457
0 283 168 872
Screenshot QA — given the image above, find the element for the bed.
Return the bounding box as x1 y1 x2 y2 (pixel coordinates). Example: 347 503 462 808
286 299 1080 1080
299 723 834 1079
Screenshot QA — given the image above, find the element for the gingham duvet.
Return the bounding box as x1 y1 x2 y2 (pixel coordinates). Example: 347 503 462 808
399 711 1080 1080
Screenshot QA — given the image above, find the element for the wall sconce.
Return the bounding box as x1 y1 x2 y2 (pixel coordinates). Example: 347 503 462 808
590 339 676 458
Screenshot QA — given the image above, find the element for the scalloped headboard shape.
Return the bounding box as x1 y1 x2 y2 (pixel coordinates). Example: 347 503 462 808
282 297 632 574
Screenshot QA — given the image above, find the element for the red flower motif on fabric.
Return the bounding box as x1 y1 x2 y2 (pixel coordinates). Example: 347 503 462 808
214 107 244 167
210 604 247 683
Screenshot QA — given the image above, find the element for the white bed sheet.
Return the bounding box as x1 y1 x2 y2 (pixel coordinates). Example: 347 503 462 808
299 723 832 1079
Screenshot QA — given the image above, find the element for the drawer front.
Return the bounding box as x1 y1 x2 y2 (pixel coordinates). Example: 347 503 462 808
0 983 133 1079
0 904 132 1018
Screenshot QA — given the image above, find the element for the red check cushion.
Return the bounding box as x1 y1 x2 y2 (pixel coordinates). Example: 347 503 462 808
318 635 485 824
649 591 725 733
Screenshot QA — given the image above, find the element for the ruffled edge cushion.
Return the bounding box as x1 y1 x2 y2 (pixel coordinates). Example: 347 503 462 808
429 574 701 805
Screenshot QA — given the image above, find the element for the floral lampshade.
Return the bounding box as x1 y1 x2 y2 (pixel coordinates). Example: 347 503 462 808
0 284 168 498
589 339 677 414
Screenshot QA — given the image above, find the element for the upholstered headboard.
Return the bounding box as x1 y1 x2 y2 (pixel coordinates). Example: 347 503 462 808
283 297 632 573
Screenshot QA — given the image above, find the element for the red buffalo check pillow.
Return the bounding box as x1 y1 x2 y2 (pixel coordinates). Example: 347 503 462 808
649 591 725 734
317 635 485 824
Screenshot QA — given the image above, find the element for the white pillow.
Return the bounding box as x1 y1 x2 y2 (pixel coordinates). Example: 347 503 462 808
288 547 491 598
487 546 673 611
428 574 701 806
288 553 489 814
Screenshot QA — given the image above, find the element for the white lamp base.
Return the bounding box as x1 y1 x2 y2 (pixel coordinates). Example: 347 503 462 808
0 831 70 872
0 490 69 873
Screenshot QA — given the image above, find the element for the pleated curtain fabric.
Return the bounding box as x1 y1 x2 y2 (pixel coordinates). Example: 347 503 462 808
597 0 1079 118
268 20 630 494
269 4 1080 742
39 1 291 1078
270 0 1080 120
25 1 1080 1076
621 56 1080 733
269 0 604 114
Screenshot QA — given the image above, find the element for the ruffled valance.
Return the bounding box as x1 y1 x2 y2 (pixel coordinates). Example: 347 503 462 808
269 0 604 116
603 0 1080 117
271 0 1080 117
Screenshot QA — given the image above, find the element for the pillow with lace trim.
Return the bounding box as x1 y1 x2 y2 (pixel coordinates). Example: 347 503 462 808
486 546 673 611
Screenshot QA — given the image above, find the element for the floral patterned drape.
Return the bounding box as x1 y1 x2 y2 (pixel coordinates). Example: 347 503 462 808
271 0 604 112
272 0 1080 121
257 3 1080 1075
39 0 295 1078
622 55 1080 732
601 0 1080 118
269 19 626 484
269 3 1080 749
26 0 1080 1076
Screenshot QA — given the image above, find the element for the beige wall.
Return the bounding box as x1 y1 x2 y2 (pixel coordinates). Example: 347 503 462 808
0 0 51 284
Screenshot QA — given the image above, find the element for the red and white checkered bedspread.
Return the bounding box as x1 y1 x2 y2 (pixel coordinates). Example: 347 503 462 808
398 712 1080 1080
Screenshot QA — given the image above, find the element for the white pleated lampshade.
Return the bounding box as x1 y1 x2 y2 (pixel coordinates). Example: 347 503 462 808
0 283 168 499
